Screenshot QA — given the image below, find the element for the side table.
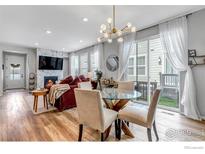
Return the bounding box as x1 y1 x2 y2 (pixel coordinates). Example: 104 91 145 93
32 89 49 112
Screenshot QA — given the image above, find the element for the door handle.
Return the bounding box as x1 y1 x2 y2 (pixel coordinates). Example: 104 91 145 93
21 74 24 78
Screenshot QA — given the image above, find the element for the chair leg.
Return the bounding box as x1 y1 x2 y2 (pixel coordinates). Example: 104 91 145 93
101 133 104 141
126 121 129 127
118 119 122 140
115 120 118 138
147 128 152 142
78 124 83 141
153 121 159 141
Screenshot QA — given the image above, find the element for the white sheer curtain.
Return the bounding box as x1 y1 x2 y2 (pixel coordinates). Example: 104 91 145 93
70 52 79 76
159 17 201 120
96 43 104 72
118 33 135 81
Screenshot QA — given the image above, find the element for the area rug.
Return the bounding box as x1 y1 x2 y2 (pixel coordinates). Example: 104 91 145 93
24 94 57 115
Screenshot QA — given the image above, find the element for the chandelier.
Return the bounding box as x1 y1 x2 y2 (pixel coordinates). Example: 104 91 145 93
97 5 136 43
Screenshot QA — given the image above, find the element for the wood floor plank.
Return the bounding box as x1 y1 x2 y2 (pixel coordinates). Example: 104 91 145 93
0 90 205 141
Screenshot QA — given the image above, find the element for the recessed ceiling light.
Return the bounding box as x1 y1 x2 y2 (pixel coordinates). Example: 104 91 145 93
83 18 88 22
45 30 52 34
34 42 39 46
80 40 83 43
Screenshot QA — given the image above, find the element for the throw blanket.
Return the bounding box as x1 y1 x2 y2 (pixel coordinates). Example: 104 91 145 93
48 84 70 105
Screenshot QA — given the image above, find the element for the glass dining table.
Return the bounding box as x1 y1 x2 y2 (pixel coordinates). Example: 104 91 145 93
101 88 142 138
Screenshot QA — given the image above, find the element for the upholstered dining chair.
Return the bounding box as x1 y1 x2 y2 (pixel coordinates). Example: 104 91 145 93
74 88 118 141
117 89 161 141
78 81 92 90
117 81 135 91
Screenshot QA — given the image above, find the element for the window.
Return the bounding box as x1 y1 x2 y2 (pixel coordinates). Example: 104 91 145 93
71 55 79 76
10 64 21 80
90 51 99 78
80 53 88 75
127 54 147 80
128 57 134 76
137 55 146 76
127 40 148 81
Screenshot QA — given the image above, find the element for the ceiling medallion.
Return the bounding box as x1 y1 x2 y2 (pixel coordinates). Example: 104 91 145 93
97 5 136 43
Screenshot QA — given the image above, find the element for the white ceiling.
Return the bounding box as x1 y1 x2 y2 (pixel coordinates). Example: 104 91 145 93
0 5 204 52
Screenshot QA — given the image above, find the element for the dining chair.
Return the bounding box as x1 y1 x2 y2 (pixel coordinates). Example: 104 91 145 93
78 81 92 90
117 81 135 91
117 81 135 126
74 88 118 141
117 89 161 141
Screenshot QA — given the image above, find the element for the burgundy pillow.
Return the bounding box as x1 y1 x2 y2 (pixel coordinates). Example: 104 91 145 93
79 75 90 82
69 77 82 85
79 75 86 81
82 78 90 82
60 76 73 84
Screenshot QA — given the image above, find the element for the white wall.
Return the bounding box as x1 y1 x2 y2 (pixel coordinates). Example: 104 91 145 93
0 43 36 96
188 8 205 118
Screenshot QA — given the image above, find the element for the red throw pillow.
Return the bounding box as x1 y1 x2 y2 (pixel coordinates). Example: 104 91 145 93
60 76 73 84
79 75 86 81
79 75 90 82
69 77 82 85
83 78 90 82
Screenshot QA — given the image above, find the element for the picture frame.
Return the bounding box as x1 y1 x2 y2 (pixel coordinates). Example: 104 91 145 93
188 49 196 57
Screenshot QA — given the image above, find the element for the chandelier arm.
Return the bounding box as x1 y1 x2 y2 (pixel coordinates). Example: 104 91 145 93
121 25 129 31
98 5 135 43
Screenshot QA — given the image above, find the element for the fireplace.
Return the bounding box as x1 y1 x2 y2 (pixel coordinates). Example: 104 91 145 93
44 76 58 86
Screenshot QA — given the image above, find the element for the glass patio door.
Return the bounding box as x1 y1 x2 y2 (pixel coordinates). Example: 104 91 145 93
128 39 149 104
149 36 179 110
128 35 179 110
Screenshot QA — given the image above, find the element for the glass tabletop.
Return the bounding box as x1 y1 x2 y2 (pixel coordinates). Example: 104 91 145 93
101 88 142 100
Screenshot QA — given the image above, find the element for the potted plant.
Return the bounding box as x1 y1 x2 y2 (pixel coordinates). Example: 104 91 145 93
95 70 103 90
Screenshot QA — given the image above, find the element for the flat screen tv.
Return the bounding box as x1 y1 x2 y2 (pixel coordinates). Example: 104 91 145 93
39 56 63 70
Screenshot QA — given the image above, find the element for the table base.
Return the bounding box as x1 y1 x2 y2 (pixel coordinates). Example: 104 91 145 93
103 99 134 139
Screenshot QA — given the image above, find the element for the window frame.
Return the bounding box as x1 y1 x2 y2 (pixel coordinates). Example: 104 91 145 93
90 50 99 77
137 54 147 77
70 55 79 76
79 52 89 75
127 56 135 76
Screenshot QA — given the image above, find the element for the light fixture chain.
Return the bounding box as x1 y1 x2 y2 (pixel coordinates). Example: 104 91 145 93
113 5 115 29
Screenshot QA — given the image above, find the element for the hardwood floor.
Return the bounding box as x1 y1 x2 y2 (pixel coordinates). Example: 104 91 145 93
0 91 205 141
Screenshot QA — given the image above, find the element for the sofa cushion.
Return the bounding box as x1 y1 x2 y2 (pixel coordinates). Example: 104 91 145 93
69 77 82 85
60 76 73 84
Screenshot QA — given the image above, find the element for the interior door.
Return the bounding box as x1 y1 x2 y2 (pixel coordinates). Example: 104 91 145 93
4 54 25 89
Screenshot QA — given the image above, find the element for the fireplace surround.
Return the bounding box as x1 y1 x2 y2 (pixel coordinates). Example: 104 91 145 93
44 76 58 86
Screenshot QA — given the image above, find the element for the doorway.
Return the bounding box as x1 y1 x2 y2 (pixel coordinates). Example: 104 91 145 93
3 52 26 90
